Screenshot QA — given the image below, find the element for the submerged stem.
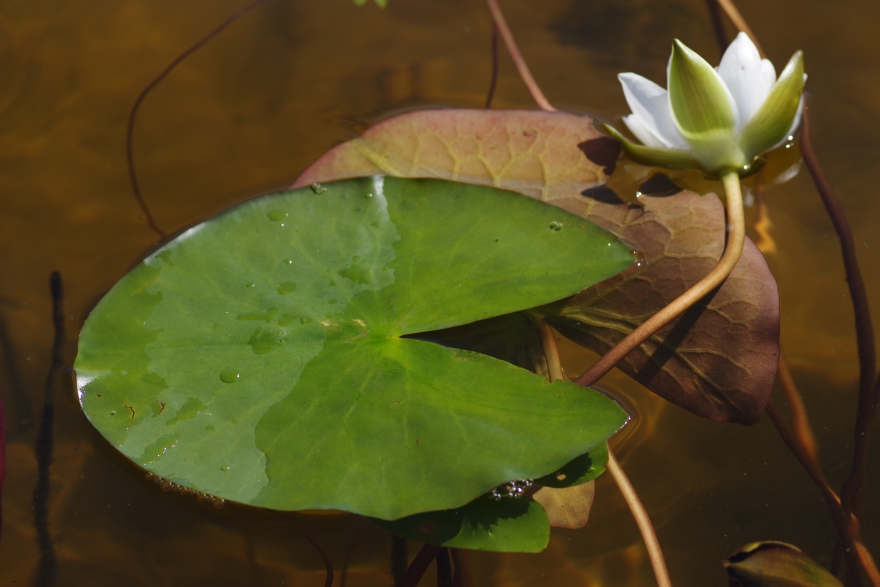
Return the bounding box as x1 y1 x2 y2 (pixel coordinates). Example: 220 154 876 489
576 171 745 387
606 447 673 587
482 0 556 112
765 401 880 587
529 312 564 382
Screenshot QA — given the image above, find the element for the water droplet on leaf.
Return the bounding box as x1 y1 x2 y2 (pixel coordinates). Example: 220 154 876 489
310 183 327 194
220 369 240 383
267 211 288 221
631 249 646 268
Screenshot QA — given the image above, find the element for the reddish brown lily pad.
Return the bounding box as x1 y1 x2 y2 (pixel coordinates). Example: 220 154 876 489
295 109 609 203
543 188 779 425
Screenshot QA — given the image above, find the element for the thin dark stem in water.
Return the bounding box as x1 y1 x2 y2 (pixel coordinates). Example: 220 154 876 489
776 354 820 464
33 272 66 587
339 518 368 587
765 401 880 587
483 0 556 112
485 24 499 109
704 0 728 56
391 535 408 587
278 513 334 587
450 549 473 587
801 106 878 524
436 548 453 587
401 543 442 587
126 0 273 240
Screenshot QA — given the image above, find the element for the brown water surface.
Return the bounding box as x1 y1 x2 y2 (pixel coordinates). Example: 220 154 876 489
1 0 879 585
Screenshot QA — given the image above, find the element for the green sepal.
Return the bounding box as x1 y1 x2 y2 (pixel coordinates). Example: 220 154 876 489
668 39 742 171
603 124 706 171
739 51 805 161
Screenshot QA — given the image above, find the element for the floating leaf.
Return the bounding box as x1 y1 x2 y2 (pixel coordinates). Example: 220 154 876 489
372 495 550 553
295 112 780 423
75 177 631 521
724 542 843 587
542 187 779 424
295 109 610 204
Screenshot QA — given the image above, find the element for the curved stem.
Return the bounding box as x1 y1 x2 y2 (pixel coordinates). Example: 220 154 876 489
776 354 820 463
126 0 273 240
278 513 334 587
482 0 556 112
401 544 442 587
801 107 878 523
606 446 673 587
714 0 765 57
576 170 745 387
765 401 880 586
485 24 499 109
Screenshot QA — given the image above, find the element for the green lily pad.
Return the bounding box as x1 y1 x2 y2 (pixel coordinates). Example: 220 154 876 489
372 495 550 553
75 176 631 520
534 442 608 488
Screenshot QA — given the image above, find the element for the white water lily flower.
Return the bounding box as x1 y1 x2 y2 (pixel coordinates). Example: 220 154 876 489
605 33 806 176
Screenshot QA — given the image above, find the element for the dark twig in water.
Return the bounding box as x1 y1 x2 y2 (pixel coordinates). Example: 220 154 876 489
32 272 66 587
401 543 442 587
126 0 273 240
391 535 408 587
278 513 334 587
704 0 728 56
436 548 453 587
765 401 880 586
485 24 499 109
801 107 878 526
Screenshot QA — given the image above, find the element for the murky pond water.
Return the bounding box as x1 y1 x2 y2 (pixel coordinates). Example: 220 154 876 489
1 0 878 585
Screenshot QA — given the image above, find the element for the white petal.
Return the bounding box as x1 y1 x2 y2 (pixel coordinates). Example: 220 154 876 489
618 72 689 149
622 114 666 148
716 32 776 129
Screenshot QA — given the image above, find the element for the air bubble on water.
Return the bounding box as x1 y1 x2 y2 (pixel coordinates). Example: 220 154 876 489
549 221 563 231
631 249 646 269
